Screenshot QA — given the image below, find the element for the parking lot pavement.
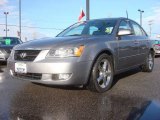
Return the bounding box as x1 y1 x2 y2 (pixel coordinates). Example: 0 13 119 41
0 58 160 120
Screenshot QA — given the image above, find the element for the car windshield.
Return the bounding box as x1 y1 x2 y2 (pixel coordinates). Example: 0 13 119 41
57 20 117 37
0 37 21 46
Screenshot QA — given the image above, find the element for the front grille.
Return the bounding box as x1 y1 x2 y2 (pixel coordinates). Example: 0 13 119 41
14 72 42 80
14 50 41 61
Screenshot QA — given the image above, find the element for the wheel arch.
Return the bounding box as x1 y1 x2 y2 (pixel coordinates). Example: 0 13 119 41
150 48 155 56
86 49 115 86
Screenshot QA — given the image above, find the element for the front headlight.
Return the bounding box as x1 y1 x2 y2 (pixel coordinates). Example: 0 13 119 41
9 49 14 58
47 45 85 57
154 45 160 50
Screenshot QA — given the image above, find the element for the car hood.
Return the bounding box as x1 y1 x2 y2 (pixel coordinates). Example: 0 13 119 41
14 35 114 50
14 36 86 50
0 45 15 53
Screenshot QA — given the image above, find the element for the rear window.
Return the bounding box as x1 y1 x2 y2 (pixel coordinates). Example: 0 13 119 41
0 37 21 46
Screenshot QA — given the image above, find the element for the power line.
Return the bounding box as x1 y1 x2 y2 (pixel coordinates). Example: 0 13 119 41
0 23 63 30
1 23 158 35
152 33 160 35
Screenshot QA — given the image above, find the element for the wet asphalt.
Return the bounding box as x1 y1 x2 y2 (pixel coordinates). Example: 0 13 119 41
0 58 160 120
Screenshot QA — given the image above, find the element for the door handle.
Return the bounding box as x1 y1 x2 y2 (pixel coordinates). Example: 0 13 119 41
134 41 139 44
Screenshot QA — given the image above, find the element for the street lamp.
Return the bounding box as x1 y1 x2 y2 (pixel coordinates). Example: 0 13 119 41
138 9 144 26
148 20 153 37
86 0 90 20
4 12 9 37
19 0 22 40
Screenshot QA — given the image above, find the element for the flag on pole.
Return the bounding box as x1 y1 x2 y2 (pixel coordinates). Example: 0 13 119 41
78 9 85 21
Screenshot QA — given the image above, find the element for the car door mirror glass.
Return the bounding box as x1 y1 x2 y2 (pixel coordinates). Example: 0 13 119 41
118 29 132 36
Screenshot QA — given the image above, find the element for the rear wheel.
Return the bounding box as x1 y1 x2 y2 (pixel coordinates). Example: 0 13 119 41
142 51 154 72
88 54 114 93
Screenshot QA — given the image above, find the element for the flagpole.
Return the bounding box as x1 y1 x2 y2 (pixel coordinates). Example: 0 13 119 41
86 0 90 20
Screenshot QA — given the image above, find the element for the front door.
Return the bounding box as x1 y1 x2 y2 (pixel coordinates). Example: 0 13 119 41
117 20 139 70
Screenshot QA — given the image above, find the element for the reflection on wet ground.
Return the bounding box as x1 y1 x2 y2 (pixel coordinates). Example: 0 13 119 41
0 58 160 120
1 84 160 120
127 101 160 120
6 91 160 120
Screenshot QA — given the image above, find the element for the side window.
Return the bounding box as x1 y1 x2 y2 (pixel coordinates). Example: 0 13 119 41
119 20 131 30
89 20 116 35
89 26 98 35
90 26 114 35
105 26 114 34
131 22 143 36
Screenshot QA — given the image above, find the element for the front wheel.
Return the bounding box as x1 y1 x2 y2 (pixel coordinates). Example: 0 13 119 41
141 51 154 72
88 54 114 93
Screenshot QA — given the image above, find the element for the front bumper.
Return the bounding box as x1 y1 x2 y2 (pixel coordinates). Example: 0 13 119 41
7 58 92 86
154 49 160 55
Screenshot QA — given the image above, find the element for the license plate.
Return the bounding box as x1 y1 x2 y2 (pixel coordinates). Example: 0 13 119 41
15 63 27 73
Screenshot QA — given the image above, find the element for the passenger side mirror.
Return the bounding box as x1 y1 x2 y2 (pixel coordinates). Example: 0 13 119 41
118 29 132 36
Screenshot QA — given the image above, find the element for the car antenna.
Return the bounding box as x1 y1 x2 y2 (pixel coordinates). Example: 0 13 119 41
126 10 129 19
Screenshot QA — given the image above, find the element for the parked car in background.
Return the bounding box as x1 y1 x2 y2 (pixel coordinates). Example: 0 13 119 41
0 37 22 62
152 40 160 56
8 18 154 93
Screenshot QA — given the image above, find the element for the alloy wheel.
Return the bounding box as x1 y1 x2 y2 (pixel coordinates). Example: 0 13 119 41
97 59 112 88
148 53 153 70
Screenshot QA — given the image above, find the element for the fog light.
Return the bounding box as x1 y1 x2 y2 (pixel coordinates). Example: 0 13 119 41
10 70 14 76
52 73 72 80
59 73 71 80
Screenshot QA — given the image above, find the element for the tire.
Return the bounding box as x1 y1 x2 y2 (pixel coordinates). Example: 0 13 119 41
142 51 154 72
88 54 114 93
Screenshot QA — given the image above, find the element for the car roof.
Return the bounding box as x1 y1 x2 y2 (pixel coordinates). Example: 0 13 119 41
0 37 22 42
85 17 128 22
0 37 20 39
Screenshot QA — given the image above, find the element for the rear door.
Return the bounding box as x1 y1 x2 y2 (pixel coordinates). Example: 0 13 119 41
130 21 149 64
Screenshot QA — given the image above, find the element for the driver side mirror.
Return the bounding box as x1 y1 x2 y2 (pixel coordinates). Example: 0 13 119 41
118 29 132 36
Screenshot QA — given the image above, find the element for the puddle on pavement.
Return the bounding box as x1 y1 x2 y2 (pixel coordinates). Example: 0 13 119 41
0 89 160 120
127 100 160 120
0 66 160 120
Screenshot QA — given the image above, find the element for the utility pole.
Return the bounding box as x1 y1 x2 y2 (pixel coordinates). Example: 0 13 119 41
138 9 144 26
4 12 9 37
86 0 90 20
19 0 22 40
